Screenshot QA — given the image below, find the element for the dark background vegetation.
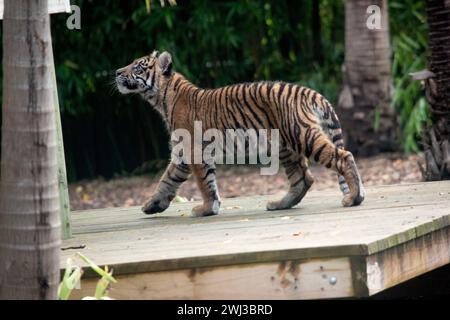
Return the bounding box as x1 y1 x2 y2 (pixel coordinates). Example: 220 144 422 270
0 0 428 181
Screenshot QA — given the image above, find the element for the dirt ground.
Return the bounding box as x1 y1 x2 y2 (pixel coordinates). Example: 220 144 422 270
69 153 424 210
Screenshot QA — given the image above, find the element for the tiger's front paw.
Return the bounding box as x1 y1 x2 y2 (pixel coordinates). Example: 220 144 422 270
142 195 173 215
191 200 220 217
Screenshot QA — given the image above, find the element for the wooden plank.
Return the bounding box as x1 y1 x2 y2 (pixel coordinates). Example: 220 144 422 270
364 226 450 296
0 0 71 19
49 33 72 240
69 257 353 300
48 0 71 14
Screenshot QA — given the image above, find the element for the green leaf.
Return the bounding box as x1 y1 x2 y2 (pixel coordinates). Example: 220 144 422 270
76 252 117 283
58 258 83 300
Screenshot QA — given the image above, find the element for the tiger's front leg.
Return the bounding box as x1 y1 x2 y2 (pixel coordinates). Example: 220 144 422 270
142 161 191 214
190 163 221 217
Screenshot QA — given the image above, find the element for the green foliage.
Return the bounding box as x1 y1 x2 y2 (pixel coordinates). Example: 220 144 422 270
58 257 82 300
58 252 117 300
145 0 177 14
389 0 429 153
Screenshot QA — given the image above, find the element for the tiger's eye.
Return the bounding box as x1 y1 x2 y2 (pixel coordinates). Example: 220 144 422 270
134 65 144 75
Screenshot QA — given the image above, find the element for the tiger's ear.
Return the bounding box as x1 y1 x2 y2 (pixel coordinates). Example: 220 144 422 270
159 51 173 77
150 51 159 59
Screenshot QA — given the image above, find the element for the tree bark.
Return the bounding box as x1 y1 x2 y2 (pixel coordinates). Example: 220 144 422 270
422 0 450 181
338 0 396 156
0 0 61 299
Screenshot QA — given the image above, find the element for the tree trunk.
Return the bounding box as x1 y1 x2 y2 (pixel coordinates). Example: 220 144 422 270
422 0 450 180
0 0 61 299
338 0 396 156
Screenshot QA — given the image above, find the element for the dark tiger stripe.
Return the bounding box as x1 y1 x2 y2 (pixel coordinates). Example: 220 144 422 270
233 87 260 130
226 91 246 129
277 82 286 107
280 84 295 147
241 84 266 128
202 168 216 180
173 77 182 90
161 179 175 188
150 70 156 88
313 143 327 162
231 85 252 129
162 82 170 119
300 89 317 123
265 82 274 106
291 176 305 188
247 83 272 129
170 174 188 183
334 146 340 170
252 83 278 129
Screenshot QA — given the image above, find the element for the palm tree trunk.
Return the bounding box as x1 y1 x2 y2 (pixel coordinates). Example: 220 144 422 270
0 0 61 299
422 0 450 180
338 0 396 156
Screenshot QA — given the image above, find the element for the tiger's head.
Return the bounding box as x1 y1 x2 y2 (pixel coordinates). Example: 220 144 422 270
115 51 173 98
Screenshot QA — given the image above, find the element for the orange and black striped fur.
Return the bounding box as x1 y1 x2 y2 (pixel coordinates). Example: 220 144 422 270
116 51 365 217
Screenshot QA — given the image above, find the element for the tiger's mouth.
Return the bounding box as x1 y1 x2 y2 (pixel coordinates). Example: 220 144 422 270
116 77 139 94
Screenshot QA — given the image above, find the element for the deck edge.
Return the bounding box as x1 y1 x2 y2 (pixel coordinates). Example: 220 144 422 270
70 244 369 279
366 214 450 255
366 225 450 296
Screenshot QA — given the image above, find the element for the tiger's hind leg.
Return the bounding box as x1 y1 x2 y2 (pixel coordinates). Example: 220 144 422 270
319 101 361 202
311 130 365 207
338 174 350 194
325 122 350 196
266 148 314 211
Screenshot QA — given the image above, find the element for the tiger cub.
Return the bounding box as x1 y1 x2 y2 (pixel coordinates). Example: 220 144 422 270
116 51 365 217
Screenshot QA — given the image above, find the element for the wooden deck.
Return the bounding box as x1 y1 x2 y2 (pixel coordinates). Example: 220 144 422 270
61 181 450 299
